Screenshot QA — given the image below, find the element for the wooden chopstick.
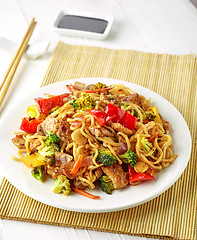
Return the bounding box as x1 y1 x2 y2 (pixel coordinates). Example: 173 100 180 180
0 18 37 109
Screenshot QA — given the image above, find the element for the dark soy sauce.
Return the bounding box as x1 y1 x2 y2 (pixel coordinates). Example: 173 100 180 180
58 15 108 33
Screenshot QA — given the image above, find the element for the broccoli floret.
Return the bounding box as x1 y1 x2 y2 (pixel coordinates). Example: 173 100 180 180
96 150 116 166
38 145 58 157
31 165 47 182
141 137 153 152
92 82 107 89
143 111 156 121
119 150 137 168
70 92 95 111
53 175 71 195
100 175 114 194
45 131 60 147
38 131 60 158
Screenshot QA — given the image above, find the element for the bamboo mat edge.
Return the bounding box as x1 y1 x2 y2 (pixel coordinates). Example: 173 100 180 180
0 212 173 240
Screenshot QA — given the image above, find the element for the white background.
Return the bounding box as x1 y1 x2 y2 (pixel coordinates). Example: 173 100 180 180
0 0 197 239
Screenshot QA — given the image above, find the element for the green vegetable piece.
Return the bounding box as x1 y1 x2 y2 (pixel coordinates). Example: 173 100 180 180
123 102 128 108
119 150 137 168
31 165 46 182
141 137 153 152
92 82 107 89
45 131 60 147
100 175 114 194
38 145 57 157
39 131 60 157
53 175 71 195
96 150 117 166
70 92 95 111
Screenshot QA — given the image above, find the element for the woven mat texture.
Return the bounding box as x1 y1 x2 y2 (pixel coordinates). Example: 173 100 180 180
0 42 196 240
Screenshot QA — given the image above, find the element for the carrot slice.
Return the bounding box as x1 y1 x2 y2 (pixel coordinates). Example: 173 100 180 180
148 132 160 142
70 155 83 175
71 186 100 199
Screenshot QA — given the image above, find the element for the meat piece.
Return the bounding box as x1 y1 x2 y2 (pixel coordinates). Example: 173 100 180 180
115 142 128 155
110 122 133 135
56 119 72 142
95 168 103 180
122 93 142 106
160 116 171 132
47 153 74 179
85 84 93 90
101 163 128 190
54 152 73 167
73 178 86 189
90 127 114 138
12 134 26 149
47 165 64 179
37 116 57 136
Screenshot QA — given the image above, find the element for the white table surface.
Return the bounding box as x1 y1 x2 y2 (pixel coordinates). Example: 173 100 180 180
0 0 197 239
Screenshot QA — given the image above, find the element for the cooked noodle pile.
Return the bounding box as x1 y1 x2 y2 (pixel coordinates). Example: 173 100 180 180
12 82 178 196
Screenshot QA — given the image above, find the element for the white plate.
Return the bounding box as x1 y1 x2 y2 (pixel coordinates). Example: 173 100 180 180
0 78 191 213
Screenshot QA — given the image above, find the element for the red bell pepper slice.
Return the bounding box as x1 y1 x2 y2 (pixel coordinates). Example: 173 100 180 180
105 104 137 130
130 173 155 183
88 109 115 126
128 165 137 177
36 93 70 114
128 165 155 183
20 118 44 133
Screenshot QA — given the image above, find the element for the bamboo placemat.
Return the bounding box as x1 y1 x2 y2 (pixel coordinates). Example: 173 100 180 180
0 42 196 240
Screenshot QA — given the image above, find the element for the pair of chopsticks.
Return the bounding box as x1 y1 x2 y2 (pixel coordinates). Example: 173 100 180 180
0 18 37 110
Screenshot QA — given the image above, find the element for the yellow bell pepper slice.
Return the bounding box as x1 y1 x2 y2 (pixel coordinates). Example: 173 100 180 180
27 105 40 119
147 107 162 124
14 154 46 168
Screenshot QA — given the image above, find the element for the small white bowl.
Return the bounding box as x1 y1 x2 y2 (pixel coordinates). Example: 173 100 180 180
53 10 114 40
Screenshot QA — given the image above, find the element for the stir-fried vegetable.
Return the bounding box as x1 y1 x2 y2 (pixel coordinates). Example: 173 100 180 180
100 175 114 194
141 137 153 152
88 109 115 126
105 104 137 130
70 155 83 175
27 105 40 119
53 175 71 195
147 107 162 124
119 150 137 168
96 150 117 166
13 154 45 168
20 117 43 133
70 92 95 111
36 93 69 114
71 186 100 199
92 82 107 89
38 131 60 157
128 165 155 183
31 165 47 182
